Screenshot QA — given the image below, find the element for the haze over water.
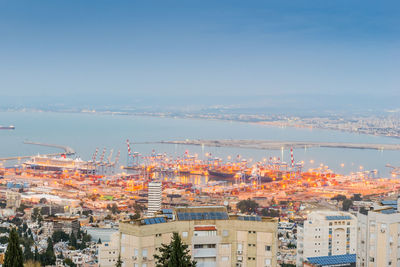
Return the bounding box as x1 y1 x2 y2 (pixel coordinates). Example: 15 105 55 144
0 111 398 177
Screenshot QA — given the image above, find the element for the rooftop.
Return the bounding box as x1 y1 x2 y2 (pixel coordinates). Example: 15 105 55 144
307 254 356 266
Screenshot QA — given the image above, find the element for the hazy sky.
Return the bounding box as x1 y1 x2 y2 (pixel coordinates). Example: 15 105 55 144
0 0 399 109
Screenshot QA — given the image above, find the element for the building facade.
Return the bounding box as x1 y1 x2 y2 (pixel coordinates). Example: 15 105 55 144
297 210 357 266
147 182 162 216
118 206 278 267
98 232 120 267
357 199 400 267
6 191 21 210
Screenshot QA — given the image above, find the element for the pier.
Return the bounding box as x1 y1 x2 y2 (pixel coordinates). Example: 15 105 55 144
157 139 400 151
0 141 75 161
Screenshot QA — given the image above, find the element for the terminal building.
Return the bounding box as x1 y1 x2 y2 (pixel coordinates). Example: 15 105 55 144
297 210 357 267
102 206 278 267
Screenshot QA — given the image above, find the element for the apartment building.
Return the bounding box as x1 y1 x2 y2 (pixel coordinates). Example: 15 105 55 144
118 206 278 267
147 182 162 216
297 210 357 266
357 198 400 267
98 232 120 267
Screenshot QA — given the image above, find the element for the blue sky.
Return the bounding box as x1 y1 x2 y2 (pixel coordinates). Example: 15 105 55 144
0 0 399 110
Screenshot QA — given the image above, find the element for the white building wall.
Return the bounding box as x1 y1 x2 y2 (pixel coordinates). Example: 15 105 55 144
296 210 357 267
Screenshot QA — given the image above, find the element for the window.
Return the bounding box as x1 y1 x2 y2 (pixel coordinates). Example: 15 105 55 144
222 256 229 261
238 243 243 251
222 230 229 236
265 258 271 265
142 249 148 257
182 231 188 238
221 244 229 249
134 249 139 257
265 245 271 251
194 244 203 249
142 264 147 267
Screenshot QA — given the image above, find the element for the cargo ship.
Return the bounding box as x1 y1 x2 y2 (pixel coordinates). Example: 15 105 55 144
208 169 237 179
23 155 96 174
208 168 282 183
0 125 15 130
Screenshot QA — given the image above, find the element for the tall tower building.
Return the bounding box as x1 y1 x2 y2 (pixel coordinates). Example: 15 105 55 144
147 182 162 216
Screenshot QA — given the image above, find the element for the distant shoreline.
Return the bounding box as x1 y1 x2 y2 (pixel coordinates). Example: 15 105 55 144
157 139 400 151
1 109 399 140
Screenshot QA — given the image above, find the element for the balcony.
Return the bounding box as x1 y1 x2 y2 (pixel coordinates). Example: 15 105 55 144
193 248 217 258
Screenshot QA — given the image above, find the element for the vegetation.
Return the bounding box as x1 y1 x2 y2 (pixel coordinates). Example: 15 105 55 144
23 260 41 267
261 208 280 217
287 243 296 249
237 199 259 214
41 237 56 266
331 194 347 201
359 206 369 215
351 193 362 201
154 232 196 267
64 258 77 267
107 203 119 214
4 228 24 267
115 254 123 267
342 199 353 211
52 230 70 243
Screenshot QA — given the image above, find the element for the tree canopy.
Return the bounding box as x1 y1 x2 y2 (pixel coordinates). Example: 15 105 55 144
154 232 196 267
4 228 23 267
237 199 259 214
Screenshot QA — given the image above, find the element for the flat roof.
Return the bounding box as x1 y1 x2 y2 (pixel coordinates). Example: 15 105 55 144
307 254 356 266
325 215 352 220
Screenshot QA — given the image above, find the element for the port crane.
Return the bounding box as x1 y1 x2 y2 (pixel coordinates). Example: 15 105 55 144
386 164 400 177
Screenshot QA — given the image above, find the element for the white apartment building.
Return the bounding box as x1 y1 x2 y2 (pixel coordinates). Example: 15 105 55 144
297 210 357 266
147 182 162 216
98 231 120 267
6 190 21 210
119 206 278 267
357 198 400 267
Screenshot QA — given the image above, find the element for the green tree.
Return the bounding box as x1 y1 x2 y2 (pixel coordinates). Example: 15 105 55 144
22 223 28 233
3 228 23 267
154 232 196 267
31 208 40 222
351 194 362 201
64 258 77 267
261 208 280 217
331 194 347 201
24 243 34 261
342 199 353 211
237 199 259 214
69 232 77 248
52 230 69 243
359 206 369 215
42 237 56 266
115 254 123 267
34 246 39 262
